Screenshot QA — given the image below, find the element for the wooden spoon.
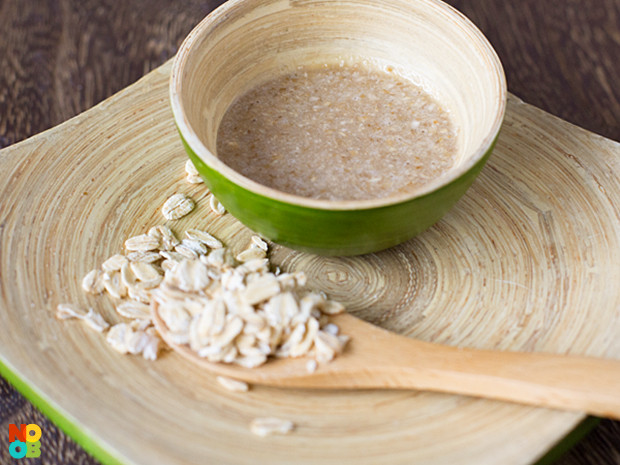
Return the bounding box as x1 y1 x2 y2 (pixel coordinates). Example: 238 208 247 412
152 303 620 419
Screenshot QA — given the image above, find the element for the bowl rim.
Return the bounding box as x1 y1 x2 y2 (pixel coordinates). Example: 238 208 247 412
170 0 507 211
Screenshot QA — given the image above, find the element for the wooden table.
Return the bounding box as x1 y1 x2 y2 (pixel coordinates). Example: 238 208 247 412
0 1 618 463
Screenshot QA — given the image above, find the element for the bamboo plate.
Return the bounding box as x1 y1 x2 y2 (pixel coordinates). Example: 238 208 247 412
0 60 618 465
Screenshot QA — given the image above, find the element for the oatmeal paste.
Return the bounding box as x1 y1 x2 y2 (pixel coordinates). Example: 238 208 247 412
216 63 458 201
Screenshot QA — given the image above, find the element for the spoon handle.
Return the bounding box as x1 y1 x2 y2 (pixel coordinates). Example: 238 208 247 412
389 343 620 418
328 315 620 419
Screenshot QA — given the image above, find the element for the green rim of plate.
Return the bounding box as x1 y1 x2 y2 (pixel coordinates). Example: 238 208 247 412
0 356 125 465
533 416 601 465
0 352 601 465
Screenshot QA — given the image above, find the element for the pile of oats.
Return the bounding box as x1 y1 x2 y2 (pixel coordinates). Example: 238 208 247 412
63 195 348 367
153 235 349 369
57 160 347 437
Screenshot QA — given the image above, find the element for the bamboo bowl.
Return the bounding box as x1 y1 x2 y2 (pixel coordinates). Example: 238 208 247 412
170 0 507 256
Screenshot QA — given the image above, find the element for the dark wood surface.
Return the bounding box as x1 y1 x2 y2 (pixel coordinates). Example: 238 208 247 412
1 0 619 463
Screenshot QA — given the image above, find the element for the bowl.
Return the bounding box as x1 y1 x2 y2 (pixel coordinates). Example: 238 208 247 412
170 0 506 256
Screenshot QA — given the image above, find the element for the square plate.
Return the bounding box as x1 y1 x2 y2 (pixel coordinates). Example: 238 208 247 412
0 60 618 465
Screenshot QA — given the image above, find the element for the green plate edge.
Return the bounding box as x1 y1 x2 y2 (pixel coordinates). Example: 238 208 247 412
533 415 601 465
0 356 125 465
0 352 601 465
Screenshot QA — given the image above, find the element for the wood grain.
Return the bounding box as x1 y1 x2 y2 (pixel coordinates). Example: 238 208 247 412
0 1 619 464
447 0 620 143
0 0 225 148
0 59 618 465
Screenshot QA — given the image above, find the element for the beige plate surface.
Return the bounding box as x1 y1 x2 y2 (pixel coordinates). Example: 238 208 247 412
0 60 618 465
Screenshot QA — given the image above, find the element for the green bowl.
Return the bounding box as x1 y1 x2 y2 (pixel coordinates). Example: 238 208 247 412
170 0 506 256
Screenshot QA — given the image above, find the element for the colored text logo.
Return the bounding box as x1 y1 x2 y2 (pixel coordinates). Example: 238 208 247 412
8 424 41 459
